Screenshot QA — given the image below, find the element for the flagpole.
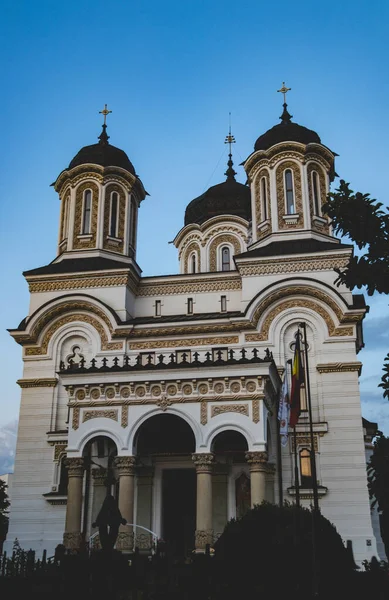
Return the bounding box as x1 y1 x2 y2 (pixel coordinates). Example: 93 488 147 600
293 426 300 507
276 414 284 507
299 321 319 512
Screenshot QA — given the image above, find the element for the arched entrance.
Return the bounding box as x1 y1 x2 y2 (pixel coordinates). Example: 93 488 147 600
135 414 196 557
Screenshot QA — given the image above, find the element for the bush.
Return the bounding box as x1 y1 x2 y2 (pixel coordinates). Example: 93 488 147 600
213 502 355 599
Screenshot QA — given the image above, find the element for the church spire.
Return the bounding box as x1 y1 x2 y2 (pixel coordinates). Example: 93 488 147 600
277 82 293 124
224 113 237 181
98 104 112 145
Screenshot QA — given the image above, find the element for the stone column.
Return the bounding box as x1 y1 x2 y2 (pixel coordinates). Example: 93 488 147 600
63 457 85 550
114 456 136 552
245 451 268 507
265 464 276 504
192 453 214 552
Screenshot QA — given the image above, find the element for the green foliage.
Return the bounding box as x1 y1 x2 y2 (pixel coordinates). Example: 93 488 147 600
367 432 389 558
322 180 389 296
0 479 10 544
213 503 355 598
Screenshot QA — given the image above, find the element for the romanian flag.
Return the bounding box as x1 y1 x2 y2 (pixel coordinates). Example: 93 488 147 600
289 330 303 427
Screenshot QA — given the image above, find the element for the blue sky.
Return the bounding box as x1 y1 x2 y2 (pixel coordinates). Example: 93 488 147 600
0 0 388 437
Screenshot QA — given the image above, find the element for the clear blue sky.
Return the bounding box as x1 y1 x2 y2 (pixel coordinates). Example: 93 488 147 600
1 0 388 436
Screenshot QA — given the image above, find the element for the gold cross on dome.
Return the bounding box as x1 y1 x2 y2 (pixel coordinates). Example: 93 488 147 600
224 112 236 154
277 82 291 103
99 104 112 125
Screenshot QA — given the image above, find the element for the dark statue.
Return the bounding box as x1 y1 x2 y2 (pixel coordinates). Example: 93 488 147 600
92 493 127 551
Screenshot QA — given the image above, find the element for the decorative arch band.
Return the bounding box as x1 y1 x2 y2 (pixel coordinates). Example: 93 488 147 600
209 234 241 271
183 242 201 274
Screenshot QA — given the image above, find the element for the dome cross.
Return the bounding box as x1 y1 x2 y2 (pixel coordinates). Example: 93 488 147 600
277 82 291 103
99 103 112 125
224 113 237 181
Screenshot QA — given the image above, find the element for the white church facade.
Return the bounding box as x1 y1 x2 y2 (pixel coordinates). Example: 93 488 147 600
5 99 378 563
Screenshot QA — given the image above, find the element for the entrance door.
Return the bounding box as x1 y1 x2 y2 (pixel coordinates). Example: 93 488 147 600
162 469 196 557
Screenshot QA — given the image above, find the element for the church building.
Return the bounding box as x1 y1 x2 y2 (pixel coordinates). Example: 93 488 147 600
5 93 378 562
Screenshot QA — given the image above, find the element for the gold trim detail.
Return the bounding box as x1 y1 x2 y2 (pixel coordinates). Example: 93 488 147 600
307 163 329 233
316 362 362 374
246 297 353 341
211 404 249 417
17 378 58 388
276 161 303 230
183 242 201 274
209 234 241 271
128 335 239 350
82 410 118 423
238 253 350 277
29 274 129 293
103 183 125 253
73 181 99 249
255 170 271 239
138 276 241 297
291 433 319 452
252 399 260 423
121 405 129 428
54 443 67 461
201 401 207 425
72 407 80 430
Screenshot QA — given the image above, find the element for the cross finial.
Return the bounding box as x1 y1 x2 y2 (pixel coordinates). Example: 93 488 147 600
224 113 236 181
99 104 112 126
277 82 291 104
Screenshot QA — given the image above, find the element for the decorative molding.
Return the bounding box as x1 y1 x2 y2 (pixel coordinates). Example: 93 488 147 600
54 443 67 461
103 183 125 253
17 378 58 388
114 456 136 476
28 274 129 293
245 142 334 178
121 405 129 428
192 453 214 473
316 362 362 374
254 169 271 239
64 457 84 477
73 181 99 249
211 404 249 417
63 532 82 550
307 162 329 233
156 394 172 411
128 335 239 350
209 234 241 271
82 409 118 423
195 529 214 550
72 407 80 430
245 451 268 472
138 276 241 297
252 399 260 423
200 401 207 425
183 241 201 274
291 433 319 453
238 253 350 277
276 161 303 230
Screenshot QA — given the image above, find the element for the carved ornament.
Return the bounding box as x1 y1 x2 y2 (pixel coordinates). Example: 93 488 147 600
195 529 214 550
252 399 260 423
28 274 129 293
17 378 58 388
121 405 129 427
64 457 84 477
63 532 82 550
114 456 136 476
192 453 215 473
211 404 249 417
138 275 241 297
245 451 268 472
201 401 207 425
54 443 67 461
72 407 80 430
82 409 118 423
291 433 319 453
316 362 362 374
237 253 351 277
209 234 241 271
128 335 239 350
276 161 303 230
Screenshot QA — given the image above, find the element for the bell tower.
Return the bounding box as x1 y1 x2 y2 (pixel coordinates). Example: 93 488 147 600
244 84 336 250
53 105 146 265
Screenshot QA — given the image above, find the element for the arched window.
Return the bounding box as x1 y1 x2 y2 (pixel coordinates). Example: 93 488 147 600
221 246 230 271
260 177 268 221
62 196 70 239
300 448 312 488
129 197 137 249
312 171 321 215
191 253 196 274
109 192 119 238
284 169 295 214
82 190 92 234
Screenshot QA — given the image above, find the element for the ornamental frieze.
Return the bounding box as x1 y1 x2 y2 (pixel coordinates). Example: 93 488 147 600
138 276 241 297
211 404 249 417
17 378 58 388
28 274 129 293
316 362 362 374
82 410 118 423
128 335 239 350
237 254 350 277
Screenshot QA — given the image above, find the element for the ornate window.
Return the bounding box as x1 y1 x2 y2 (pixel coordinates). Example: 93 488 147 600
260 177 268 221
300 448 313 488
312 171 321 215
109 192 119 238
82 190 92 234
221 246 230 271
220 295 227 312
284 169 295 214
129 197 137 250
155 300 161 317
191 253 196 274
187 298 193 315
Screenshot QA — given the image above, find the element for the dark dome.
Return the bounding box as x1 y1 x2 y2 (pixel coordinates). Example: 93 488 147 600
254 104 321 151
68 125 136 175
185 167 251 226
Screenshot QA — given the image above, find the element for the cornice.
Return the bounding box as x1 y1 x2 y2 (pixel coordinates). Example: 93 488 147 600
27 273 131 293
17 378 58 388
236 253 351 277
316 362 362 374
138 274 241 297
